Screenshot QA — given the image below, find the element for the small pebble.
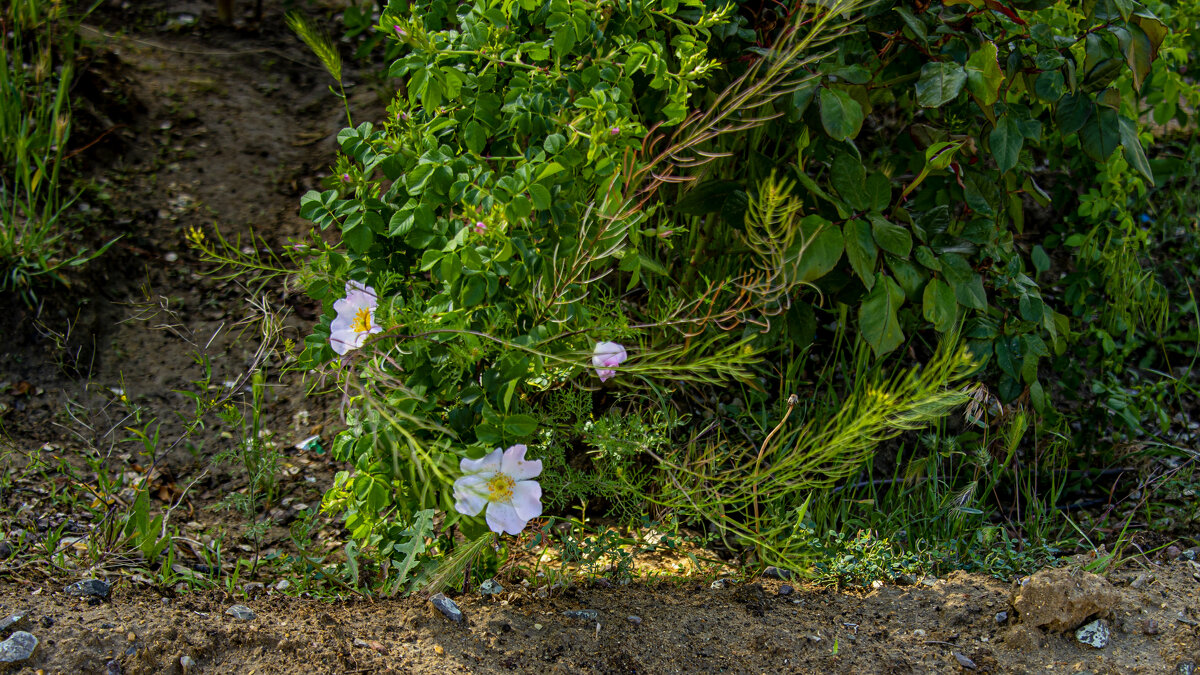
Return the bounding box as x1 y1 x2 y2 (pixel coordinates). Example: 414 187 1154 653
65 579 110 599
563 609 598 621
434 644 444 655
711 578 731 590
479 579 504 596
762 566 792 580
1144 619 1159 635
533 623 543 630
105 659 122 675
179 655 196 672
778 584 794 596
995 611 1009 624
0 612 28 633
953 651 977 670
1130 573 1150 589
913 629 927 637
1166 546 1182 561
627 615 642 626
225 605 255 621
1075 619 1110 648
430 594 463 623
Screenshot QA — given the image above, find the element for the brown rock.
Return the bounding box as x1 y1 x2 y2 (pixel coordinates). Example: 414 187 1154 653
1010 568 1119 632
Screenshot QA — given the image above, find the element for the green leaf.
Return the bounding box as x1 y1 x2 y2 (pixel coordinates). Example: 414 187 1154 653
1079 105 1120 162
1034 70 1065 102
859 273 906 358
923 278 957 332
819 87 864 141
463 120 486 154
915 61 967 108
461 275 486 306
543 133 566 154
831 154 869 211
865 172 891 212
1120 22 1153 91
793 215 844 283
843 219 877 288
529 184 552 210
869 215 912 258
1031 245 1050 275
502 414 537 438
886 256 927 301
965 42 1003 107
1019 294 1044 323
1118 115 1154 184
989 115 1023 174
1056 92 1093 135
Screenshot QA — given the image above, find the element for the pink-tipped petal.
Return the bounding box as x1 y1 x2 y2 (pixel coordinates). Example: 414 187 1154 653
459 448 503 475
500 444 542 481
596 368 615 382
510 480 543 521
485 501 529 535
452 475 490 516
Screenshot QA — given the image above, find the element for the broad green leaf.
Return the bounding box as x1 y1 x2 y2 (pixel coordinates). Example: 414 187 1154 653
1079 105 1120 162
915 61 967 108
994 337 1020 380
1031 245 1051 275
819 87 864 141
843 219 877 288
502 414 537 437
461 275 486 306
923 278 957 332
1118 115 1154 184
831 154 869 211
1034 70 1065 102
463 120 486 154
886 256 927 301
989 115 1023 174
1056 92 1093 134
1119 22 1153 91
869 215 912 258
529 184 552 210
1019 294 1044 323
792 215 844 283
859 273 906 358
865 172 891 212
965 42 1003 106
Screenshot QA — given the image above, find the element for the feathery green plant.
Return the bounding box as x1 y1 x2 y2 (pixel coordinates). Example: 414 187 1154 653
286 11 350 125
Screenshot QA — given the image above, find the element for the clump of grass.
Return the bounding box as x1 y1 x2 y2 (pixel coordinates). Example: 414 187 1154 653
0 0 113 304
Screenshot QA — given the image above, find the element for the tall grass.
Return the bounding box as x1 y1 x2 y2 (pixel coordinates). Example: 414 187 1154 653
1 0 110 304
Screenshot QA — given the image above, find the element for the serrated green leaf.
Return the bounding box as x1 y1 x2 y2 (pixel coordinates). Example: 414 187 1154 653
1117 115 1154 184
865 172 891 212
1079 105 1120 161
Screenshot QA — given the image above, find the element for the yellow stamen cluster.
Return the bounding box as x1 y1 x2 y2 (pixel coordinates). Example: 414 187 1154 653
487 474 515 501
351 307 372 333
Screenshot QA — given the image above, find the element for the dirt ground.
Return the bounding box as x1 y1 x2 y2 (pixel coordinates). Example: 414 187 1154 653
0 1 1198 673
0 558 1198 673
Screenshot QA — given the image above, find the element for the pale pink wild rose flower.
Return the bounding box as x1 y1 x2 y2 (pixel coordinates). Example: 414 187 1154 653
329 281 382 355
592 341 627 382
474 221 486 234
453 444 543 535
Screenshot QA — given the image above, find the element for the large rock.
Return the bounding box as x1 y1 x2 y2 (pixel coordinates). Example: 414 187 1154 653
1010 568 1118 632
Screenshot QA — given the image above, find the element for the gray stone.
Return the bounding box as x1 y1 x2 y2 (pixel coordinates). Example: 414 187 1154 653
242 582 265 597
953 652 977 670
1011 568 1118 632
626 615 642 626
710 578 732 590
762 566 792 580
563 609 598 621
0 611 28 634
479 579 504 595
1075 619 1110 648
105 659 122 675
65 579 110 599
0 631 37 663
1144 619 1160 635
995 611 1009 624
225 604 256 621
275 579 291 591
430 593 463 623
180 655 197 672
778 584 794 596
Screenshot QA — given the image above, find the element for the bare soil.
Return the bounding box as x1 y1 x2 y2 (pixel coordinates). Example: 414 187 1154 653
1 2 1198 673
